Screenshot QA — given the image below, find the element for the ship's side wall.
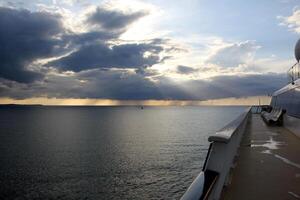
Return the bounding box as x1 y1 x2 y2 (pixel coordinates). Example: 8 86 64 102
271 79 300 137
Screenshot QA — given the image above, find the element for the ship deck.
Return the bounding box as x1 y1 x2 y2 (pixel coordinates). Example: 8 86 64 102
222 113 300 200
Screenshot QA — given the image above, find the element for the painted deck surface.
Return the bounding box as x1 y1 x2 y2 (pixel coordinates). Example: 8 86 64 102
222 113 300 200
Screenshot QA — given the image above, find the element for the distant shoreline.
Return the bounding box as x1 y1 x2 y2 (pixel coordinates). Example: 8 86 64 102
0 96 271 107
0 104 250 107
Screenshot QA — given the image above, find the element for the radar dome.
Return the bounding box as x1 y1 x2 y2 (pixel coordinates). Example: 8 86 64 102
295 39 300 62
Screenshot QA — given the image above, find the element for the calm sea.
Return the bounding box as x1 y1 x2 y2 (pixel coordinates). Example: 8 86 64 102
0 106 245 200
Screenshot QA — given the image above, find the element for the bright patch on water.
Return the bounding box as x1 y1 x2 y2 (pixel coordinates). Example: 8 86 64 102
0 106 246 200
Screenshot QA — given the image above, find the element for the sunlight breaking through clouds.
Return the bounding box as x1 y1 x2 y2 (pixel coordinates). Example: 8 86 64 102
0 0 298 103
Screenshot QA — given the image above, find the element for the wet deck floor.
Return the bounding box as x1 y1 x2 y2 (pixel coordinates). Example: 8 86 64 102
222 113 300 200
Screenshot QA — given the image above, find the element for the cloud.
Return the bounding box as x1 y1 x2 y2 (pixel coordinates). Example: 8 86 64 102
0 69 287 100
176 65 198 74
0 3 289 101
207 73 286 98
0 6 63 83
0 5 163 83
44 6 168 73
278 8 300 33
87 7 148 31
64 31 119 45
206 41 260 68
48 41 165 72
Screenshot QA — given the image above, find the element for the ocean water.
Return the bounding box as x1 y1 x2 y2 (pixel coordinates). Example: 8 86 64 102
0 106 245 200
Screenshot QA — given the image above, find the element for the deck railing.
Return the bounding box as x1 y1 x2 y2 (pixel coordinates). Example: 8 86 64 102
288 63 300 83
181 107 251 200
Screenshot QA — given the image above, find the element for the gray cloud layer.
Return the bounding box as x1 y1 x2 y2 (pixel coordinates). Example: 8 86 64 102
0 6 288 101
176 65 198 74
87 7 147 31
49 42 164 72
0 71 287 100
207 41 258 68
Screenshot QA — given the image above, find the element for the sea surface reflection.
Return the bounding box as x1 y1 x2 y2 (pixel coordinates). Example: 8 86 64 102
0 106 245 199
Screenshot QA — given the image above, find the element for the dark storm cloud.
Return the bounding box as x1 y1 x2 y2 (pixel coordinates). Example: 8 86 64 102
176 65 198 74
0 6 63 83
0 70 287 100
48 42 164 72
0 6 287 101
0 69 162 99
0 5 157 84
87 7 147 31
45 6 166 73
147 74 283 100
64 31 120 45
209 73 287 97
79 69 164 99
164 73 286 100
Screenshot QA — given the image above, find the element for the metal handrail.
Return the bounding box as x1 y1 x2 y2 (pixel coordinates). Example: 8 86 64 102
181 172 205 200
208 107 251 143
288 63 300 82
180 107 251 200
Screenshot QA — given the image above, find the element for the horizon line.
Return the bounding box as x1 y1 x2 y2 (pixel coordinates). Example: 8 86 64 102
0 96 271 106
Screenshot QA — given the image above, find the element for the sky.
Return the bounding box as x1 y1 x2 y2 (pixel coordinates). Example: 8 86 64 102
0 0 299 105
